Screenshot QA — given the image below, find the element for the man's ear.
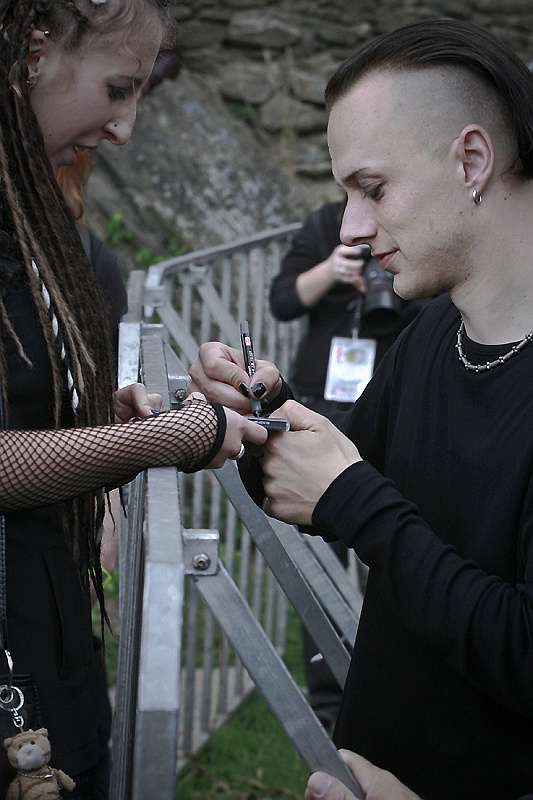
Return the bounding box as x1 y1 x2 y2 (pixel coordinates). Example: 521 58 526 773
452 124 495 196
24 29 50 80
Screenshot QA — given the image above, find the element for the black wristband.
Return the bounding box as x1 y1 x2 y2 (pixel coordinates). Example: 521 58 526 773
180 402 226 474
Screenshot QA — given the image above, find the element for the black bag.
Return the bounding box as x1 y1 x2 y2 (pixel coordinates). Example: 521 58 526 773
0 673 43 797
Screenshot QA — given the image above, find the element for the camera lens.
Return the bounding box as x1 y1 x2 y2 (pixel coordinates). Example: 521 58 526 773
363 257 400 335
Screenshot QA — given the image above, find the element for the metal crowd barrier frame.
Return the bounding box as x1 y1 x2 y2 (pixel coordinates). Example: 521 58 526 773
109 227 366 799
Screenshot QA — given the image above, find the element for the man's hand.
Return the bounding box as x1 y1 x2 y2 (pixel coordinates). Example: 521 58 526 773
305 750 422 800
188 342 282 414
261 400 361 525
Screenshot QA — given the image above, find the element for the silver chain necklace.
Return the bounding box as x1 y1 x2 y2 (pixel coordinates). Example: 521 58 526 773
456 319 533 372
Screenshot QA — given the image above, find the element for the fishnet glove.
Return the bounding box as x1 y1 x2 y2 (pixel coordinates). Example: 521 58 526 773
0 399 225 512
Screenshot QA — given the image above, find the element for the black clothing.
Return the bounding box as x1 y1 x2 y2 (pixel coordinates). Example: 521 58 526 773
0 226 126 789
241 291 533 798
1 237 110 778
306 293 533 800
270 201 427 399
78 227 127 364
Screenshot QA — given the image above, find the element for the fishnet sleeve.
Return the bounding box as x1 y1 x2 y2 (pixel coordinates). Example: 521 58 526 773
0 399 226 512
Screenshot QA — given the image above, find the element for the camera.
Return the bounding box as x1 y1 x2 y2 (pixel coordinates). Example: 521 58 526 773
357 245 400 335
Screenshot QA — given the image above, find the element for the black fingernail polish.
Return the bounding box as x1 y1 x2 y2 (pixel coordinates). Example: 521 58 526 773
260 399 269 412
238 383 250 398
251 382 266 399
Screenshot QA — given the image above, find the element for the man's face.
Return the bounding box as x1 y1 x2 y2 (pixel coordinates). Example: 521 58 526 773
327 70 473 301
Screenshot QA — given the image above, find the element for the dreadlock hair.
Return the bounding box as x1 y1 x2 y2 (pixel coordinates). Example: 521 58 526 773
0 0 173 625
325 18 533 180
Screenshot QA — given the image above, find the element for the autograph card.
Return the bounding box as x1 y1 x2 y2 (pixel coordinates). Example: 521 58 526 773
324 337 376 403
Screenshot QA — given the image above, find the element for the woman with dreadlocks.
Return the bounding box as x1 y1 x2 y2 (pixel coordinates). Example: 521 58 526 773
0 0 267 796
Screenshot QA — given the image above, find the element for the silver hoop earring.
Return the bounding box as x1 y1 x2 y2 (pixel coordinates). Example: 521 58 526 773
472 188 482 206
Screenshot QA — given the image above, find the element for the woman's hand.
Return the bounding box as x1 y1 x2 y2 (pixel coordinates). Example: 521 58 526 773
305 750 422 800
113 383 163 422
329 244 367 290
188 342 282 414
206 406 268 468
296 244 367 308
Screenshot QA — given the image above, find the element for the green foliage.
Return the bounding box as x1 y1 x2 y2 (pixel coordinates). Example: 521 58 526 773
103 212 189 269
226 100 260 127
133 239 189 270
105 213 133 247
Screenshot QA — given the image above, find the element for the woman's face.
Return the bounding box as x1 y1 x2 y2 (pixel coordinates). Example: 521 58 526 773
26 24 160 170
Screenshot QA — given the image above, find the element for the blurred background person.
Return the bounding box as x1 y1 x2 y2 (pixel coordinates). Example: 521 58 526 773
270 198 431 729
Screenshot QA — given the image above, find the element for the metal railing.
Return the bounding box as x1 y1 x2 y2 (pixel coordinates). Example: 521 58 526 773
109 226 365 799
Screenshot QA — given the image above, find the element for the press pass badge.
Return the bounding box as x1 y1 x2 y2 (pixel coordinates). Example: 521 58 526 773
324 337 377 403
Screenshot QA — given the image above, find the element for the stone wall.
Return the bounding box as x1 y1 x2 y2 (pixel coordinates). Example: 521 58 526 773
86 0 533 258
174 0 533 183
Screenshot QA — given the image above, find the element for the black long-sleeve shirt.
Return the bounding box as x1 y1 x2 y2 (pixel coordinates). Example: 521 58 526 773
242 290 533 798
310 293 533 800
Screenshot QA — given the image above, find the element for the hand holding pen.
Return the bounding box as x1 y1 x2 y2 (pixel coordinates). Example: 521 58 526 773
240 321 290 431
240 320 263 417
187 336 283 416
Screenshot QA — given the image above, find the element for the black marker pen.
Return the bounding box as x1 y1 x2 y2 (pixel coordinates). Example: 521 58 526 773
240 320 262 417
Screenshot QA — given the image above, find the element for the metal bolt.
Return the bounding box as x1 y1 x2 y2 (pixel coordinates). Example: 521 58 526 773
174 388 187 401
192 553 211 571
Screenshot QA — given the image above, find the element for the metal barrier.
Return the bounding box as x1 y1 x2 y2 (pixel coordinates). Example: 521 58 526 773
109 227 365 799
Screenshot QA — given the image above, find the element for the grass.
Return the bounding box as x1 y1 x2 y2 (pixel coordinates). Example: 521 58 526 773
176 605 311 799
177 693 309 799
93 576 314 799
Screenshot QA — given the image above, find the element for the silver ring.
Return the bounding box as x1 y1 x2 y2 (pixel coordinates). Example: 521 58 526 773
229 443 246 461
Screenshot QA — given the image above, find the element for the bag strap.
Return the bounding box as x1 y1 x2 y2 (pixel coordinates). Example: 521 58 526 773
0 521 6 654
0 385 11 667
0 336 30 733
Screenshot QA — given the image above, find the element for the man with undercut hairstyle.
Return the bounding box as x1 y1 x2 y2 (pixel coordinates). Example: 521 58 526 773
189 19 533 800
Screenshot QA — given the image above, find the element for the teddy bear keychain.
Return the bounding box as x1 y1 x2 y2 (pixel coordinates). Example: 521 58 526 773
3 727 76 799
